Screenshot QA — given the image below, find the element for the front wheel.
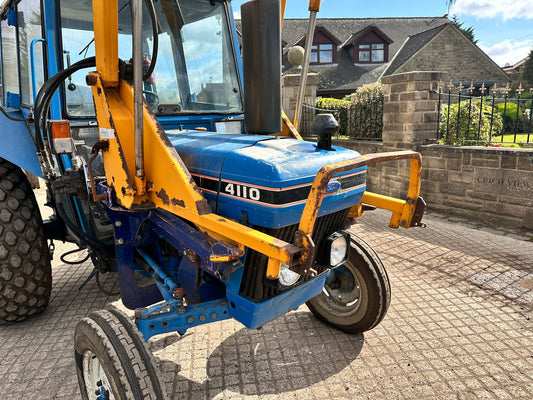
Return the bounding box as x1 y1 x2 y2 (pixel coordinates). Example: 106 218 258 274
74 308 166 400
306 234 391 333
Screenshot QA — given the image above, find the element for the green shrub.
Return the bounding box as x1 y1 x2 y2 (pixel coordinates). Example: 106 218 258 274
316 83 384 138
440 101 503 145
494 102 533 133
315 97 350 134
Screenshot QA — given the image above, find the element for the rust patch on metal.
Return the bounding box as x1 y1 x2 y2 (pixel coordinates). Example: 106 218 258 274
196 200 212 215
91 140 110 154
156 188 170 205
146 180 154 191
170 198 185 207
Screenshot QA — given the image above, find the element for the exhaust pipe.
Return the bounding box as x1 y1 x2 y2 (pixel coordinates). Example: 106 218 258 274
241 0 282 135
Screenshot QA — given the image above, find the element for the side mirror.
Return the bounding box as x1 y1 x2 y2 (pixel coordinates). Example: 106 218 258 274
240 0 281 134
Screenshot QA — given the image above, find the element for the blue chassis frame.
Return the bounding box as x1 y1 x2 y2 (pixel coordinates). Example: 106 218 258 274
99 185 329 341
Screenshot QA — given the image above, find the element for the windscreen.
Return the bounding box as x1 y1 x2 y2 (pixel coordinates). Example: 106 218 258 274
60 0 242 117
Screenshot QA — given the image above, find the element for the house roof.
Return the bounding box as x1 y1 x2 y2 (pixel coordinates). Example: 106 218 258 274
281 17 449 57
503 58 526 73
382 23 449 76
341 25 394 49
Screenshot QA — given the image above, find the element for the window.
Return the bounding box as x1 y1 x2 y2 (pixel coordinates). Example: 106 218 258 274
358 43 385 63
18 0 45 107
311 43 333 64
60 0 242 117
1 19 18 105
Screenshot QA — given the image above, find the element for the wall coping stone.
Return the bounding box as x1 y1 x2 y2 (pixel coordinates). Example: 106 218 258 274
382 71 447 85
422 144 533 156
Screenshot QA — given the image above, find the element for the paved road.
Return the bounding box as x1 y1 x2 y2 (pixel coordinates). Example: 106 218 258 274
1 199 532 399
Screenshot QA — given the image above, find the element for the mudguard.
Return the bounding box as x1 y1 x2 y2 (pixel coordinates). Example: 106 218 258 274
0 110 42 177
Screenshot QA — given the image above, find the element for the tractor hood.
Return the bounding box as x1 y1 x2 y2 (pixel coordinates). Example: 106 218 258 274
167 130 366 228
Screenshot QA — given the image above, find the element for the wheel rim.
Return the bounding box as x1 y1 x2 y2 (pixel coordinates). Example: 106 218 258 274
321 261 362 314
82 350 116 400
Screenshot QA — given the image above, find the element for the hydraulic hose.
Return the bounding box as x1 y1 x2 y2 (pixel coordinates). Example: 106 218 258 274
142 0 159 82
33 56 96 154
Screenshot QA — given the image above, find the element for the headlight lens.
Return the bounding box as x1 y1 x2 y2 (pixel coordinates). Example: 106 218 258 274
330 235 348 267
278 263 300 286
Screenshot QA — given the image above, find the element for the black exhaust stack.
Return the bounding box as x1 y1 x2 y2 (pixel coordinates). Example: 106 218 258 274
241 0 281 135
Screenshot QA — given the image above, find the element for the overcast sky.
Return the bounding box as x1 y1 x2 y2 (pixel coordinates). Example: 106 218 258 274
231 0 533 67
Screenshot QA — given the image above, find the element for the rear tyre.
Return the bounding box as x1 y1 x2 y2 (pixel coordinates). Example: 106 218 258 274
74 308 166 400
0 159 51 324
306 233 391 333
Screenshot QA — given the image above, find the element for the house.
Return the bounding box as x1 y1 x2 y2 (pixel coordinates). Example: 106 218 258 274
502 58 526 81
279 17 510 98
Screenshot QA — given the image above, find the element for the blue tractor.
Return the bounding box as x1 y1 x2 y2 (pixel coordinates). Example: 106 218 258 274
0 0 424 398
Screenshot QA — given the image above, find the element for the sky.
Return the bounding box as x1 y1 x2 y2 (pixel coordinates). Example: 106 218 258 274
230 0 533 67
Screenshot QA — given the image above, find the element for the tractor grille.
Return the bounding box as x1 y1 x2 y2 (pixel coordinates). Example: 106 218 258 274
239 208 350 302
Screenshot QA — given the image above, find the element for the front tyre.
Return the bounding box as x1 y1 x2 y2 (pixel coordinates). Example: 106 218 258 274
74 308 166 400
0 159 51 324
306 234 391 333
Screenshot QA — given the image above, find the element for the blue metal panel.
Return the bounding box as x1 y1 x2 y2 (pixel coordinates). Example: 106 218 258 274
170 131 366 228
226 271 329 329
7 9 16 27
0 111 42 176
5 92 20 108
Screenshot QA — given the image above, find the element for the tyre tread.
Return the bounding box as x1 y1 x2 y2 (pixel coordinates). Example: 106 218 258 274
75 308 166 400
0 159 51 324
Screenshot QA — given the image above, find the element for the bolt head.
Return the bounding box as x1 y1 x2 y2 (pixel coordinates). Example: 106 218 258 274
86 74 98 86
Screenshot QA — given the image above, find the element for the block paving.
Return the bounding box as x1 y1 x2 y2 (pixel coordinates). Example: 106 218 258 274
0 200 531 399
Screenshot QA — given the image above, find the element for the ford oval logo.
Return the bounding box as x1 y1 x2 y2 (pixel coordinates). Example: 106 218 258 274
326 180 341 194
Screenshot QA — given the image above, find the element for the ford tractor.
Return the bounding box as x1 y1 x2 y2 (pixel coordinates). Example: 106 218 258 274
0 0 425 398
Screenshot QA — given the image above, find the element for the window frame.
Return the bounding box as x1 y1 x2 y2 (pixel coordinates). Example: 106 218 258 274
16 0 46 108
310 42 333 65
356 42 387 64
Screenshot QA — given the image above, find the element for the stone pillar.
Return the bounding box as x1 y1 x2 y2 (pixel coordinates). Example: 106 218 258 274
382 71 446 151
282 46 319 123
373 71 446 198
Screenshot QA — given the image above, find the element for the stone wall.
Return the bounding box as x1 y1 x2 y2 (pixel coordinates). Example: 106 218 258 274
396 24 510 85
334 70 533 230
421 146 533 229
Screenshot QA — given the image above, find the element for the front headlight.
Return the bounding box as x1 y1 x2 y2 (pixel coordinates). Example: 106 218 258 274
278 263 301 286
323 231 350 267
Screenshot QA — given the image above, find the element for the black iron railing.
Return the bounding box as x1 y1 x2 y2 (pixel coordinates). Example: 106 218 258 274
300 96 384 141
437 81 533 146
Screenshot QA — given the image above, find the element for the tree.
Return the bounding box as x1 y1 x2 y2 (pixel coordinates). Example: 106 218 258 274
451 15 478 44
522 49 533 87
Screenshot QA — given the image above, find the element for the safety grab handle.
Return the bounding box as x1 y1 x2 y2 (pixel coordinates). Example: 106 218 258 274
298 150 422 236
30 38 46 103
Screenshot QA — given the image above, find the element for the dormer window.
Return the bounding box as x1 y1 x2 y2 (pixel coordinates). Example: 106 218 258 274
311 43 333 64
358 43 385 63
296 25 340 65
342 25 392 64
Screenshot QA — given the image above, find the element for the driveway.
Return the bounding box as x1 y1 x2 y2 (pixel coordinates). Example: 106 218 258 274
1 195 532 399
